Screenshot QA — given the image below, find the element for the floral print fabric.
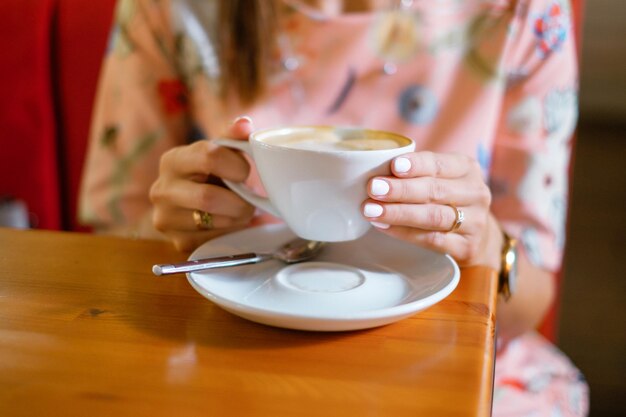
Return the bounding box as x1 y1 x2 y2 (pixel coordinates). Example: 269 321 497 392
494 332 588 417
79 1 587 414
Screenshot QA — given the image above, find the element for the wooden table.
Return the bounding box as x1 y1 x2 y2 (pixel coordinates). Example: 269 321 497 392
0 228 497 417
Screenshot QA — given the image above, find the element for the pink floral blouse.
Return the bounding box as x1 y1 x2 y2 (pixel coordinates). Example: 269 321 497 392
79 1 588 414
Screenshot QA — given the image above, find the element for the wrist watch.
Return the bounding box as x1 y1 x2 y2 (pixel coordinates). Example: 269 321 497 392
498 231 518 301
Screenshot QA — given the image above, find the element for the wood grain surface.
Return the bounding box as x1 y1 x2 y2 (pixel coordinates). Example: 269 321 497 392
0 228 497 417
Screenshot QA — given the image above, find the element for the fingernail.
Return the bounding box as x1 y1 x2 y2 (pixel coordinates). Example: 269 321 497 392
371 179 389 196
233 115 253 125
370 221 390 229
393 157 411 173
363 203 384 218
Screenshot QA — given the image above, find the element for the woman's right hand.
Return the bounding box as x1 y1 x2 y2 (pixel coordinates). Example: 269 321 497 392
149 117 256 251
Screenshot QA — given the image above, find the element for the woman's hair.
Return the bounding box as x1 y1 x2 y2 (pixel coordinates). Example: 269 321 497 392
216 0 279 106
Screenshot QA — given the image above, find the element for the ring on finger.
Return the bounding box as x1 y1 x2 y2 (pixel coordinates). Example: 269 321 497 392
447 204 464 233
192 210 214 230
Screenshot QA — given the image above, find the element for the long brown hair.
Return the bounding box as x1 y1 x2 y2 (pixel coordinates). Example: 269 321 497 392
216 1 279 106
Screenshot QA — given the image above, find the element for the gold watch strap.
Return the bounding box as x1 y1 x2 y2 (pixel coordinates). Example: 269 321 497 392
498 231 517 301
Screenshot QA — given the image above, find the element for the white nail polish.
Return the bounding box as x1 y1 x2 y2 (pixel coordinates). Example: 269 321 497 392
363 203 383 218
394 157 411 173
371 179 389 196
370 221 390 229
232 115 253 125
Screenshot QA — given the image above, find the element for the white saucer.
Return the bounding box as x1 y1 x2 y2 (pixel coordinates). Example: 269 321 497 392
187 224 459 331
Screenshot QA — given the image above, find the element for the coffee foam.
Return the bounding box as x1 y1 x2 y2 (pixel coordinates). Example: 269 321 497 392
262 130 402 151
335 138 401 151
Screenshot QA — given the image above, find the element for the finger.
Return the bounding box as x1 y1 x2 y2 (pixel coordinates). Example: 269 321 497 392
167 226 247 252
226 116 254 139
368 176 489 206
362 201 470 233
153 206 253 233
392 151 477 179
373 225 476 263
161 140 250 182
153 180 255 219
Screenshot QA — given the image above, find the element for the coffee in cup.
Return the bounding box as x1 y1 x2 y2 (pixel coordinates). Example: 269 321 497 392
260 129 403 152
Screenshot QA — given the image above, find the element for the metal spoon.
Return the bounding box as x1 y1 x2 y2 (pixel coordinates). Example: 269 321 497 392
152 238 325 276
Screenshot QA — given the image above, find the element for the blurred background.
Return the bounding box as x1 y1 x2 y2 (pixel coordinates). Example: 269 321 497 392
0 1 623 415
559 1 626 416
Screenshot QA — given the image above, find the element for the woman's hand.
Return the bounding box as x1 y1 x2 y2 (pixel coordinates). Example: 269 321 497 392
362 151 502 268
149 117 256 251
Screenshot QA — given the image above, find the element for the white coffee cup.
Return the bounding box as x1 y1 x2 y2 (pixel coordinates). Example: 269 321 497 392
214 126 415 242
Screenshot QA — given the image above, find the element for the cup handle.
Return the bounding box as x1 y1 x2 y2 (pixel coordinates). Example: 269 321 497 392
212 138 281 218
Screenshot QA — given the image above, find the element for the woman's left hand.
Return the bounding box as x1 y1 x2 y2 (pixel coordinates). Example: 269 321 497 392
362 151 500 268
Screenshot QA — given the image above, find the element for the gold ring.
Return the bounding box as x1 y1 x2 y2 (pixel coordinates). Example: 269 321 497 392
448 205 464 233
192 210 213 230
